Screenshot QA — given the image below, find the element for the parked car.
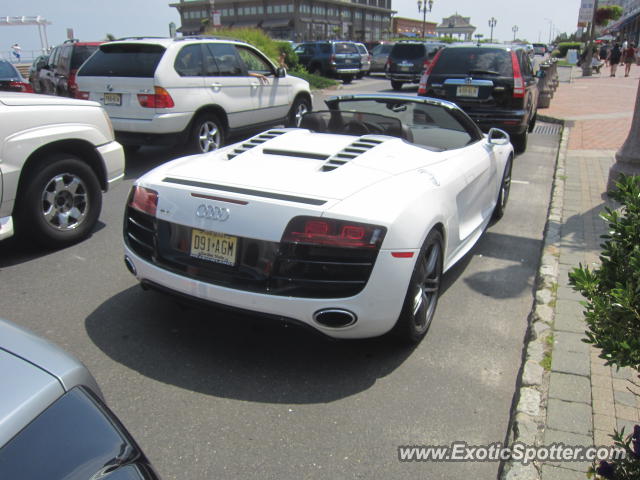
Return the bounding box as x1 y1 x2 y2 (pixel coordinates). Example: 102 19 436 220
123 94 514 344
0 318 161 480
386 41 445 90
27 54 48 93
418 43 539 153
0 59 33 93
355 43 371 78
39 39 102 97
370 42 395 73
532 43 547 56
0 92 124 247
293 41 362 84
77 37 312 153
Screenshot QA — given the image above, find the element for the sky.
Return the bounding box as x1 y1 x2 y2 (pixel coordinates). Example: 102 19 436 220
1 0 582 59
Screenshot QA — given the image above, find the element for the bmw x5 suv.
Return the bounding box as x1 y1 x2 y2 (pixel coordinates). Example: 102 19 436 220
77 36 312 153
418 43 538 153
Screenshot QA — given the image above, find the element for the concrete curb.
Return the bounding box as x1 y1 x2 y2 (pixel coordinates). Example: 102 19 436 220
501 119 569 480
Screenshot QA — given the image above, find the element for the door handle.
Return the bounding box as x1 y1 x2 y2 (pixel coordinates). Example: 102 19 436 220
210 83 222 92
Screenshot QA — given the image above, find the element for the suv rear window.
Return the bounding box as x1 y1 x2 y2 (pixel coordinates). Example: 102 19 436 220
70 45 99 69
334 42 358 54
78 43 165 77
432 48 513 77
391 43 426 59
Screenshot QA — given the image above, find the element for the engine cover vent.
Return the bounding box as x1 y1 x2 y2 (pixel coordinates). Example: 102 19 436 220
321 136 384 172
226 130 287 160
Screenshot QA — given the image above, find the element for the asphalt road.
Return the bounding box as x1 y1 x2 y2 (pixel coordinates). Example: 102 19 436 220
0 76 559 479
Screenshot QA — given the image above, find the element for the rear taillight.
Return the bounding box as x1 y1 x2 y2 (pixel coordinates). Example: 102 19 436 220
418 49 442 96
10 81 33 93
137 86 175 108
282 216 385 249
511 51 525 98
68 71 78 96
76 91 90 100
329 54 336 65
128 186 158 216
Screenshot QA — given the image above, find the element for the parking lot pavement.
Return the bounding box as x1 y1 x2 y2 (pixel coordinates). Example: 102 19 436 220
502 67 640 480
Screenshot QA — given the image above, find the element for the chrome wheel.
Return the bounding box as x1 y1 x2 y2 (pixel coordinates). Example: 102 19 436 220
197 120 222 152
293 101 309 127
41 173 89 231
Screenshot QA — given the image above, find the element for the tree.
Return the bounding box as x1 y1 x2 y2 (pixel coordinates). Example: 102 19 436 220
607 80 640 190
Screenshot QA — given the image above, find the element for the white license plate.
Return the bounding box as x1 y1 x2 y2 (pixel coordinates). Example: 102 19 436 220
457 86 479 97
103 93 121 105
190 229 237 266
400 66 410 71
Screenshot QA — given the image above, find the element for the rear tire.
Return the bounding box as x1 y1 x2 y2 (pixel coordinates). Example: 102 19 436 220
188 114 224 154
16 154 102 248
391 81 403 91
392 229 443 344
285 96 311 127
492 157 513 222
512 129 528 154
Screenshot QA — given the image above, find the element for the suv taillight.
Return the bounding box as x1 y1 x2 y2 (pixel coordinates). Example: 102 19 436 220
511 51 525 98
137 86 175 108
68 71 78 97
418 49 442 96
329 54 336 65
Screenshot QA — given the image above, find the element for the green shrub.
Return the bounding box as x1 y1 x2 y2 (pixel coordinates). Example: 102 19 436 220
569 174 640 479
275 41 300 70
555 42 582 57
288 68 338 90
206 27 280 63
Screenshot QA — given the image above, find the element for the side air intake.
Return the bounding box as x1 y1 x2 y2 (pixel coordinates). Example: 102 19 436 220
321 137 384 172
226 130 287 160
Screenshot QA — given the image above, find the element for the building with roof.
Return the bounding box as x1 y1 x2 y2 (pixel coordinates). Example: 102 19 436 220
435 14 476 41
169 0 395 42
391 16 437 38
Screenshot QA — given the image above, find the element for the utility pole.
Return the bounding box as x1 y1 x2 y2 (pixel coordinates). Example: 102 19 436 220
512 25 518 42
581 0 599 77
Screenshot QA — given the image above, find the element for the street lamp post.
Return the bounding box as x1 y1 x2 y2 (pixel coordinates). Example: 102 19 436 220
417 0 434 39
512 25 518 42
488 17 497 43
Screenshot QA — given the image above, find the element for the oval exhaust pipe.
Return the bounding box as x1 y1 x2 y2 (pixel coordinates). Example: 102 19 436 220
124 255 137 276
313 309 357 328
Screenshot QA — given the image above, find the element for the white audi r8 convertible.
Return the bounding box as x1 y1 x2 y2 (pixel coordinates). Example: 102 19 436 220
123 94 514 343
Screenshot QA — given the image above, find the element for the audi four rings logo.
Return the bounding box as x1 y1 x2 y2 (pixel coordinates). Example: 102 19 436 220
196 204 230 221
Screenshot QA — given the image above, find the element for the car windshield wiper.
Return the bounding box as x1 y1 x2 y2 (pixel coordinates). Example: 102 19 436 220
467 69 500 75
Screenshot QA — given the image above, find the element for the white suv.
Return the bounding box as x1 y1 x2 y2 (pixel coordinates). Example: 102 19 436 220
76 37 312 153
0 92 124 247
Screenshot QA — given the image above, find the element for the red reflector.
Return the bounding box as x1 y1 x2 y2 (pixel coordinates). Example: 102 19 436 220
129 186 158 216
391 252 415 258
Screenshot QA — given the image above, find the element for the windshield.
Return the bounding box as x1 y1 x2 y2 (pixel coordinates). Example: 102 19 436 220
314 97 481 151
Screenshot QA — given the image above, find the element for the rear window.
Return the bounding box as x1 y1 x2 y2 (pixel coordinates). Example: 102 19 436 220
78 43 165 77
0 61 19 78
70 45 99 69
391 44 426 59
334 42 358 54
432 48 513 77
373 44 394 54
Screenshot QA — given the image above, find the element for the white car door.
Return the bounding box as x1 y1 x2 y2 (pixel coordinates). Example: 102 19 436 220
201 43 259 130
236 45 290 125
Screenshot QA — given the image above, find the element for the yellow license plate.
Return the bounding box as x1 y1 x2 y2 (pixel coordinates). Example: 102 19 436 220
190 229 237 266
103 93 121 105
457 86 479 97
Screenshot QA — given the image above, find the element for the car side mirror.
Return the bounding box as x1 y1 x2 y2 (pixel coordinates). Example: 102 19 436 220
488 128 510 146
276 67 286 78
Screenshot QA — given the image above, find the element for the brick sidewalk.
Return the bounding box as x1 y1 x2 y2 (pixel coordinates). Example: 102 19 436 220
539 68 640 478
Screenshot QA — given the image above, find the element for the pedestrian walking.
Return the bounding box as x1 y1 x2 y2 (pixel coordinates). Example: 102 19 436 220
599 42 609 66
608 43 622 76
11 43 21 62
622 42 636 77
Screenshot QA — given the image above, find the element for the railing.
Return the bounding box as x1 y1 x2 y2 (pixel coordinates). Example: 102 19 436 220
1 50 48 63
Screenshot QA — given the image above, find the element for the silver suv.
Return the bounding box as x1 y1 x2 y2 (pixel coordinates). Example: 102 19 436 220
77 36 312 153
